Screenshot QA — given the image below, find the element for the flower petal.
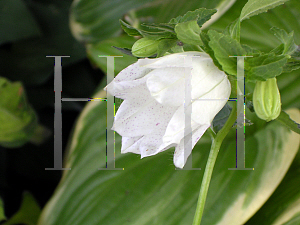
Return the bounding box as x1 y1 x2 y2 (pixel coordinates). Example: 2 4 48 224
113 61 152 82
138 51 210 68
173 124 210 168
145 53 227 107
191 57 228 100
113 84 177 137
139 133 164 158
192 76 231 124
146 67 185 106
104 62 152 99
162 76 230 145
162 105 200 145
139 131 177 158
121 136 143 154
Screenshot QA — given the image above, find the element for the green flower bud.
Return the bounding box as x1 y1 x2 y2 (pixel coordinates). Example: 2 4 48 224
132 38 159 57
253 77 281 122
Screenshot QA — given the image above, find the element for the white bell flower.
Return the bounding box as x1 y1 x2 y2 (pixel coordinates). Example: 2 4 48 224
105 52 231 168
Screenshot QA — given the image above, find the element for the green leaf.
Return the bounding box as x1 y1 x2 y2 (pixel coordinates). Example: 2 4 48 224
3 192 41 225
132 0 236 33
213 103 252 133
242 44 261 55
70 0 154 43
277 111 300 134
282 213 300 225
213 103 232 133
283 58 300 72
245 93 255 112
269 27 300 72
200 32 223 71
119 19 142 36
223 18 241 42
0 0 86 86
271 27 298 55
204 110 300 225
38 88 300 225
141 23 176 33
157 39 178 57
0 77 38 148
70 0 234 44
120 19 176 40
208 0 300 105
210 0 300 52
169 8 217 27
0 198 6 222
113 46 134 57
240 0 289 21
245 109 300 225
245 53 288 81
175 20 202 45
270 44 285 55
208 30 246 75
87 35 137 74
278 69 300 110
0 0 41 45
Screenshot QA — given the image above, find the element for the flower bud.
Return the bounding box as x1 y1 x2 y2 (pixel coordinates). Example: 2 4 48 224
253 77 281 122
132 38 159 57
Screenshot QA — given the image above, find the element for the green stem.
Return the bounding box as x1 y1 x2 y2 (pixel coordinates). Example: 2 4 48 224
192 105 237 225
276 111 300 135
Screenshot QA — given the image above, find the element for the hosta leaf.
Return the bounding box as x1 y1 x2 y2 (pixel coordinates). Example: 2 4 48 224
38 86 300 225
70 0 236 44
202 109 300 225
0 0 41 45
70 0 154 43
282 213 300 225
245 109 300 225
87 35 137 74
0 0 86 86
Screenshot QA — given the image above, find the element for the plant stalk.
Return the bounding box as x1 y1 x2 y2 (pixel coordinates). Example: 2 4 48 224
192 105 237 225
